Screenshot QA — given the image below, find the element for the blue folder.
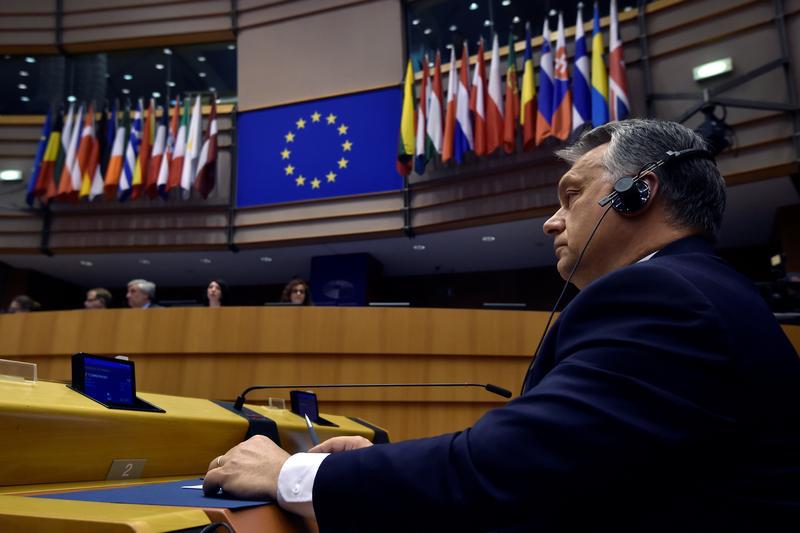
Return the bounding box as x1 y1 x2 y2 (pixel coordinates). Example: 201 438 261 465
34 478 272 509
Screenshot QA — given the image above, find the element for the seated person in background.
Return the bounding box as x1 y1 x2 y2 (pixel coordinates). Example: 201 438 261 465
203 119 800 531
84 288 112 309
205 279 231 307
7 295 40 313
126 279 158 309
280 278 310 305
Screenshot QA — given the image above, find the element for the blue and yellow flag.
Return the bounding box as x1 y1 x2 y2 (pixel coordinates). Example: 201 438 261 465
591 2 609 127
237 87 403 207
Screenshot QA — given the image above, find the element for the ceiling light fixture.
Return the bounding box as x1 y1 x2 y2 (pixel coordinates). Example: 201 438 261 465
19 70 28 76
18 83 27 89
138 259 151 265
469 2 478 11
481 235 496 242
0 169 22 181
79 260 93 267
163 48 172 55
197 56 206 62
25 57 35 63
198 72 206 78
259 256 273 263
200 258 212 264
155 63 164 70
67 95 77 102
413 244 426 251
20 96 30 102
123 74 133 80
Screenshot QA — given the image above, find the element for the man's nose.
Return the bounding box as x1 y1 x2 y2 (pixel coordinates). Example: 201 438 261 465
543 210 565 236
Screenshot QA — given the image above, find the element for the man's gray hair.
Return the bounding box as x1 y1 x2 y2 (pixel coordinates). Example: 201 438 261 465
556 119 726 238
127 279 156 300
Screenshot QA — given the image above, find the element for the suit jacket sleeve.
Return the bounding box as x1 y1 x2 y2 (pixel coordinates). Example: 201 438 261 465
312 264 737 531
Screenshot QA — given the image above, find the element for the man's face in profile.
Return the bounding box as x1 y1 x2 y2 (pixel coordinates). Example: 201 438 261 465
126 285 149 308
84 290 105 309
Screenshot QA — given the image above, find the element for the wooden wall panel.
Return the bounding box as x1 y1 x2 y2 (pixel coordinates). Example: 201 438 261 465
2 308 798 442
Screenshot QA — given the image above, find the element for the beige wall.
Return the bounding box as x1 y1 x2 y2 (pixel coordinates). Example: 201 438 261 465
236 0 404 111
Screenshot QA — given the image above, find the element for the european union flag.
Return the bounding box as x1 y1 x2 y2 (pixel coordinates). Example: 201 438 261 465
237 87 403 207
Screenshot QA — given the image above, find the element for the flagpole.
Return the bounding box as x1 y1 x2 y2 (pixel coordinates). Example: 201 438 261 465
402 174 413 238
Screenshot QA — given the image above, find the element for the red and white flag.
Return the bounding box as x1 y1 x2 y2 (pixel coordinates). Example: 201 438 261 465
194 98 218 199
486 33 504 155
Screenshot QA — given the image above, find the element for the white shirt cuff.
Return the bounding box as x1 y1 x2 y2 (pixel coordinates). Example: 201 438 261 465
276 452 330 519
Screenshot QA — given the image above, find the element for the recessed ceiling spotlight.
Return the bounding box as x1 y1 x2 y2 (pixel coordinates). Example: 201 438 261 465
469 2 478 11
200 258 212 264
155 63 164 70
18 83 27 89
512 15 520 23
19 70 28 76
138 258 151 265
259 256 273 263
152 91 161 98
501 0 511 5
483 19 491 27
449 24 458 31
20 96 29 102
412 18 420 25
167 81 176 87
67 95 77 102
79 260 93 267
549 8 557 16
209 86 216 92
413 244 426 251
197 56 206 62
423 28 432 35
0 169 22 181
25 56 35 63
227 44 236 50
123 74 133 80
198 72 206 78
481 235 496 242
121 88 130 94
163 48 172 55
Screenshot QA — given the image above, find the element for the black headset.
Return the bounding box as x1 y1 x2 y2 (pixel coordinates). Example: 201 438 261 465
598 148 716 214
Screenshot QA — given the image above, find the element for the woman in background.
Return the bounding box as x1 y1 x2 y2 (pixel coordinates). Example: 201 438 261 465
205 279 231 307
280 278 310 305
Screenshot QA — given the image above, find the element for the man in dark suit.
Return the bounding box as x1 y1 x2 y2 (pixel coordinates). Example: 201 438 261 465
204 120 800 531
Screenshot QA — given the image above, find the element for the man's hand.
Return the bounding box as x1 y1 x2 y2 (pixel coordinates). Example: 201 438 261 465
203 435 290 499
309 435 373 453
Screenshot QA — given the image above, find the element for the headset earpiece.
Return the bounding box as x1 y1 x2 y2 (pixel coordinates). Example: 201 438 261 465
609 175 651 214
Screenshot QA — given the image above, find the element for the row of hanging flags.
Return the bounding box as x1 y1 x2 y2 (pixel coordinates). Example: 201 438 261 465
397 0 630 176
25 95 219 207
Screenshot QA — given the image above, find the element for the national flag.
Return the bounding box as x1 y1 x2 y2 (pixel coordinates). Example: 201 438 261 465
56 104 84 202
469 38 487 157
454 41 474 163
572 8 591 132
103 101 116 175
146 106 167 198
26 107 53 206
591 2 609 126
425 51 444 159
396 59 416 177
552 12 572 140
521 23 537 150
442 47 458 163
32 112 63 204
168 98 189 193
536 19 555 145
195 99 218 199
180 95 203 198
414 55 430 174
132 99 154 200
78 104 103 200
119 100 142 202
503 32 520 154
486 33 504 155
157 98 180 198
104 102 128 199
609 0 630 121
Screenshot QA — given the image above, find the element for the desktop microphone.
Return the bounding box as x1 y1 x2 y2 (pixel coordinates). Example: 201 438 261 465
233 382 513 410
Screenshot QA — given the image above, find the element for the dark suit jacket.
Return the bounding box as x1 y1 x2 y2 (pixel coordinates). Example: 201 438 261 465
313 236 800 532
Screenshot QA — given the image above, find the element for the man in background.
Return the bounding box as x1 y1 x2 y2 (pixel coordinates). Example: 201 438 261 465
126 279 157 309
84 288 112 309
